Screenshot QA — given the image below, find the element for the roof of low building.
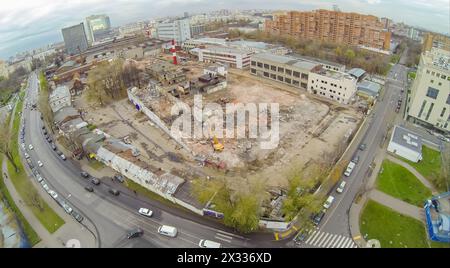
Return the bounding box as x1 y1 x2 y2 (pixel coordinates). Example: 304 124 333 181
357 81 381 96
54 106 79 124
348 68 366 78
252 53 319 70
390 125 423 154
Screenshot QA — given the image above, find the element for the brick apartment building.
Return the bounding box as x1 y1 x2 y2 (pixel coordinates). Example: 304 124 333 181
265 9 391 51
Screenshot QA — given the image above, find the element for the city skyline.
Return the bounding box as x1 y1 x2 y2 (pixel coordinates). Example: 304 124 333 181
0 0 449 59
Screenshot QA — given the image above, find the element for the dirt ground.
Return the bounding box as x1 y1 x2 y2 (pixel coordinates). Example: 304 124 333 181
75 54 363 190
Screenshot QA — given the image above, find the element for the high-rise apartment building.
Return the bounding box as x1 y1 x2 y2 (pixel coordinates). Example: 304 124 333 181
422 33 450 53
406 48 450 134
85 14 111 44
265 9 391 51
61 23 89 55
156 19 191 43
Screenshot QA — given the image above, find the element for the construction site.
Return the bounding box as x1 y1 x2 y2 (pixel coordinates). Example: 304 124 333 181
71 46 364 221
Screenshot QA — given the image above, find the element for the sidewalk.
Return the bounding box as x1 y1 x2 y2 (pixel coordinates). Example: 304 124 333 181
368 190 423 221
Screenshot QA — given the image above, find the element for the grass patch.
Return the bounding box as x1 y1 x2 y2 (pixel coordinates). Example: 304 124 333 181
0 155 41 246
402 146 445 191
376 159 431 207
6 91 65 234
408 72 416 80
360 200 429 248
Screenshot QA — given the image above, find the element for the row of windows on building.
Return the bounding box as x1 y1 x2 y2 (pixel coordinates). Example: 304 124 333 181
203 52 238 59
426 69 450 81
417 99 450 124
312 90 343 102
311 79 347 90
251 68 307 88
251 61 309 79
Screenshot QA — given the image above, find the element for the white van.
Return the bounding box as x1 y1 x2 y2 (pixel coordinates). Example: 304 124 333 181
323 195 335 209
158 225 178 238
336 181 347 193
199 239 222 248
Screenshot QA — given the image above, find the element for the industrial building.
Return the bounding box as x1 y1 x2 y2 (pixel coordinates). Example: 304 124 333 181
406 47 450 134
49 85 71 113
156 18 191 43
250 53 316 90
308 65 358 104
387 125 423 163
197 46 253 69
265 9 391 51
61 23 89 55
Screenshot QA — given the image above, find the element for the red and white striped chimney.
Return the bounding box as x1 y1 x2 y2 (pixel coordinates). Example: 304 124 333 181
171 39 177 65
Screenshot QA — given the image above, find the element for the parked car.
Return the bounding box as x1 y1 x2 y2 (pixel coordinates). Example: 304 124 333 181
352 155 360 164
49 190 58 199
81 171 90 178
114 175 125 183
71 211 84 223
42 183 50 192
358 143 366 151
24 152 30 159
91 178 100 185
28 144 33 150
62 203 73 214
60 154 66 160
312 210 326 226
108 188 120 196
344 162 356 177
293 229 309 244
37 160 43 167
323 195 335 209
36 174 43 183
138 208 153 217
84 186 94 192
127 228 144 239
336 181 347 194
50 143 57 150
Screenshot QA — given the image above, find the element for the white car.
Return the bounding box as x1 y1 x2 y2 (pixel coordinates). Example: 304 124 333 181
336 181 347 194
138 208 153 217
21 143 26 150
323 195 335 209
42 184 50 192
36 174 43 183
37 160 43 167
24 153 30 159
49 190 58 199
28 144 33 150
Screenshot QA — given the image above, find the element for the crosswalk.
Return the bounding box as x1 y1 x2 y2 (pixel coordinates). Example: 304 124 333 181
303 230 357 248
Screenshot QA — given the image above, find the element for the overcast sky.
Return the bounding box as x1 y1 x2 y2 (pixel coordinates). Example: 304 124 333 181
0 0 449 59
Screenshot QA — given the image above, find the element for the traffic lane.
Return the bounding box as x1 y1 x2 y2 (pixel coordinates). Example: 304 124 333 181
320 70 401 235
24 108 221 248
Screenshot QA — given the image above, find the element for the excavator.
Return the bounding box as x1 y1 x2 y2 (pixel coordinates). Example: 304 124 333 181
211 135 224 152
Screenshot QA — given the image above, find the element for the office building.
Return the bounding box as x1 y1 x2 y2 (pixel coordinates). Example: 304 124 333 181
198 46 253 69
265 9 391 51
61 23 89 55
85 15 111 44
422 33 450 53
156 19 191 43
406 48 450 134
190 24 205 37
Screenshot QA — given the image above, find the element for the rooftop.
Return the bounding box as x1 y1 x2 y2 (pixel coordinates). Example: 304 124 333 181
312 65 356 81
251 53 319 70
49 85 70 100
357 81 381 96
348 68 366 79
390 125 423 154
201 45 252 55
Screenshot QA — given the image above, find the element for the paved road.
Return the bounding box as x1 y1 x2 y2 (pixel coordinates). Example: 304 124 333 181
296 64 409 248
20 72 269 248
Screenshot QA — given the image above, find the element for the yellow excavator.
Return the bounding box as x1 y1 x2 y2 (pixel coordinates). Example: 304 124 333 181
212 135 224 152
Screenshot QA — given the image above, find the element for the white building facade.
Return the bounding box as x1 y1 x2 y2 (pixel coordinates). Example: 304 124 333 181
197 46 252 69
308 66 358 104
156 19 191 43
49 85 71 112
387 125 423 162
